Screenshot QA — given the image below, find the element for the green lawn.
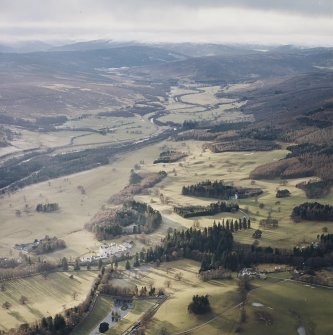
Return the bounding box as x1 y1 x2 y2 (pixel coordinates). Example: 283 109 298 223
245 280 333 335
139 261 241 335
71 295 113 335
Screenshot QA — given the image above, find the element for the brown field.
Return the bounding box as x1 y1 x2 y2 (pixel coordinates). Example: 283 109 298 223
0 142 163 258
0 271 98 331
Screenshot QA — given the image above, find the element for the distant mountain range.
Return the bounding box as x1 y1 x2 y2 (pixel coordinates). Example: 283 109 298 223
0 45 187 75
1 40 332 78
0 39 306 55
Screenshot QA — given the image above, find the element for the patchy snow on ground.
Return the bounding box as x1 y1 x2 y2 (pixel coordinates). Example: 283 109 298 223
252 302 264 307
297 326 306 335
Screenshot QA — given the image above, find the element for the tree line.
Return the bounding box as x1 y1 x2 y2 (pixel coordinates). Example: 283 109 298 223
206 139 279 154
174 201 239 218
130 225 333 274
292 202 333 221
182 180 262 200
153 150 187 164
36 203 59 213
0 259 57 282
296 180 332 199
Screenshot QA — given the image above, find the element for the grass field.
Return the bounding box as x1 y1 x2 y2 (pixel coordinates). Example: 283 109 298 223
244 278 333 335
5 113 159 154
0 141 163 258
180 86 224 105
83 261 333 335
67 259 240 335
118 260 240 335
160 85 252 125
136 141 333 249
141 264 333 335
0 271 98 331
0 133 323 258
71 295 114 335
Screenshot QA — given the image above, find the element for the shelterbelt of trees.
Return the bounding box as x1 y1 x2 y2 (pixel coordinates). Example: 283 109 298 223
182 180 263 200
36 203 59 213
153 150 187 164
292 202 333 221
174 201 239 218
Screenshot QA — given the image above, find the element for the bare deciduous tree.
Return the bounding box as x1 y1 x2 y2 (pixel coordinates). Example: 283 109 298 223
2 301 11 309
19 295 28 305
174 272 183 281
164 279 171 289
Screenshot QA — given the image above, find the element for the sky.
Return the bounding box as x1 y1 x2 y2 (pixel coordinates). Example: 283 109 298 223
0 0 332 46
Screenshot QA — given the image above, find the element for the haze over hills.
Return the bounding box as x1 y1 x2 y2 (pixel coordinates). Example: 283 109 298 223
0 41 56 53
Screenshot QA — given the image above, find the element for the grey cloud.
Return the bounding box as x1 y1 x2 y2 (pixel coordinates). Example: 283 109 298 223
1 0 333 19
177 0 333 16
83 0 333 17
0 0 332 45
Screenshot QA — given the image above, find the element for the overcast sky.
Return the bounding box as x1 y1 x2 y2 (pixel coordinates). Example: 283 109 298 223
1 0 332 46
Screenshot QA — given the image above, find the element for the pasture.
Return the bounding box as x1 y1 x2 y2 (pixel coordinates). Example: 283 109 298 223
245 278 333 335
0 271 98 331
116 260 240 335
136 141 332 249
4 113 159 155
0 141 163 258
160 85 252 125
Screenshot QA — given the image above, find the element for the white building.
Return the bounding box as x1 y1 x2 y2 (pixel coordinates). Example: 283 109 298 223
81 242 133 262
